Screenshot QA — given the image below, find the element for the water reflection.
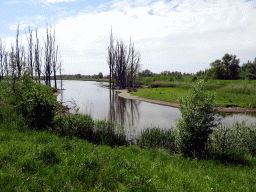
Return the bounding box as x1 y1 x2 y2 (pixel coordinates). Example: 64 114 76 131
109 90 140 136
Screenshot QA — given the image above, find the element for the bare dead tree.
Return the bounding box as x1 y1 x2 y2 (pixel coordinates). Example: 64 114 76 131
128 38 140 88
59 54 63 91
34 28 42 83
4 51 8 78
52 26 58 89
15 24 22 78
44 24 53 86
107 26 115 89
20 46 26 73
0 38 4 81
25 26 34 78
115 40 130 89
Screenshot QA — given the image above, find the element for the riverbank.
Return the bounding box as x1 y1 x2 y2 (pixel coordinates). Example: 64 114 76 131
116 89 256 113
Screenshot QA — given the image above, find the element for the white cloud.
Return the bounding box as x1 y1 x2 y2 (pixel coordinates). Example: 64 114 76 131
42 0 77 3
36 16 46 21
4 0 256 75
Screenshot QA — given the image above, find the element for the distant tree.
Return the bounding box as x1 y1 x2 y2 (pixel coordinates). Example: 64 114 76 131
210 59 225 79
141 69 153 77
222 53 240 80
239 58 256 80
161 70 171 76
75 74 81 79
98 72 103 79
210 53 240 80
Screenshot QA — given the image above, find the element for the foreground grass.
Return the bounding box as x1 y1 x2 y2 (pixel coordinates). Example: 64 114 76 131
1 122 256 191
131 79 256 108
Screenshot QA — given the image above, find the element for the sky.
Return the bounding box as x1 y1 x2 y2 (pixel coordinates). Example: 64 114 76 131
1 0 256 76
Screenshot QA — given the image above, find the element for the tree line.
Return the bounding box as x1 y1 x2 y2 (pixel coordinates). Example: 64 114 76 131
138 53 256 81
50 73 106 80
0 24 61 89
107 28 141 89
206 53 256 80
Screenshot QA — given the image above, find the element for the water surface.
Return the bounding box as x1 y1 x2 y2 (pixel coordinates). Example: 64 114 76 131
55 80 256 137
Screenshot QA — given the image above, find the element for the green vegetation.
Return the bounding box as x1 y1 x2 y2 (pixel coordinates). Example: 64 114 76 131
1 124 256 191
1 71 256 190
83 78 109 82
176 80 218 158
131 79 256 108
50 74 109 82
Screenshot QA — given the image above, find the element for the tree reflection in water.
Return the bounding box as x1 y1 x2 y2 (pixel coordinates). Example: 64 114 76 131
109 90 140 140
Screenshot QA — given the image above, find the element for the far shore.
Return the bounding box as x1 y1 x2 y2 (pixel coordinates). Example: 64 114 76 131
116 89 256 113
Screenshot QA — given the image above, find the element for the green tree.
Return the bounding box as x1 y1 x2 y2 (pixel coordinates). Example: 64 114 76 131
140 69 153 77
176 80 219 158
210 59 225 79
210 53 240 80
98 72 103 79
239 58 256 80
222 53 240 80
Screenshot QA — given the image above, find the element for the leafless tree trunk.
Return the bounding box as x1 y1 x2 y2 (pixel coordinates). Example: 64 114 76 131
16 24 22 78
25 27 34 78
114 40 130 89
34 28 42 83
4 52 8 78
107 27 115 89
0 38 4 81
128 38 140 88
52 26 58 89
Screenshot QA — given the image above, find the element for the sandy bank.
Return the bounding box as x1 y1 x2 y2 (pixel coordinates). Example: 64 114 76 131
116 89 256 113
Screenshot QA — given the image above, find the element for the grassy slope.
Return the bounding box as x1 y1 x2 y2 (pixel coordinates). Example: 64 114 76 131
0 124 256 191
132 79 256 108
1 79 256 191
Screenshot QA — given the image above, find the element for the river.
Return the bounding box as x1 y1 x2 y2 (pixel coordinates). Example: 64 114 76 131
54 80 256 138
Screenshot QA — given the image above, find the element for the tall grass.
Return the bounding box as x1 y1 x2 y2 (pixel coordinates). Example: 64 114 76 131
208 121 256 159
1 121 256 191
136 128 177 153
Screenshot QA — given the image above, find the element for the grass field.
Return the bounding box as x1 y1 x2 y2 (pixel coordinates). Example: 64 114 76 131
1 121 256 191
131 79 256 108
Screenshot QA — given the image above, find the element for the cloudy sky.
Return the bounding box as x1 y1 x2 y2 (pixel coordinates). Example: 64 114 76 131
1 0 256 76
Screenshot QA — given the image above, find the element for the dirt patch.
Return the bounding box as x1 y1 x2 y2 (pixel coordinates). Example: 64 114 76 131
116 89 256 113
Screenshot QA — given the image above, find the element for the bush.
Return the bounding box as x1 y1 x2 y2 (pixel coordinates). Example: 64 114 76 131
190 76 197 82
176 80 219 158
17 83 57 130
9 74 58 130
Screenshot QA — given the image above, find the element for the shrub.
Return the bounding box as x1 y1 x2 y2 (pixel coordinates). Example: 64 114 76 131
17 82 57 130
168 76 175 82
176 80 219 158
190 76 197 82
10 75 58 130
